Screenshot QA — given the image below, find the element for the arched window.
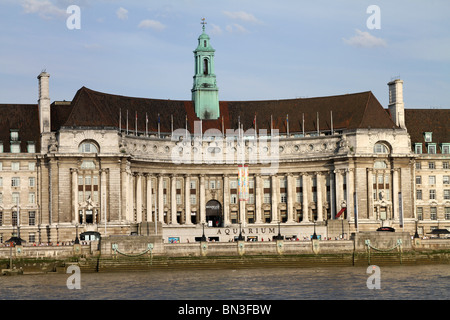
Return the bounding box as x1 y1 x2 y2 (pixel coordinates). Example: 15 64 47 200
374 142 389 154
78 141 99 153
374 161 387 169
203 58 209 75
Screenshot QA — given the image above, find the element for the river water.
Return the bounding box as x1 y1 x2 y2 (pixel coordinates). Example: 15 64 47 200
0 264 448 300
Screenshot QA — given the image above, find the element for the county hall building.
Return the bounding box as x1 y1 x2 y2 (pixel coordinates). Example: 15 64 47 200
0 24 449 244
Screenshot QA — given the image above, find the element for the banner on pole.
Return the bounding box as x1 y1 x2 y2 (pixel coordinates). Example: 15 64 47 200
238 165 249 201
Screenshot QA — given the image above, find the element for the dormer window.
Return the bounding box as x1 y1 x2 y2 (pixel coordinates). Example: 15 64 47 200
10 130 19 141
27 142 36 153
78 141 99 153
204 40 207 47
442 144 450 154
415 143 422 154
424 132 432 142
427 143 436 154
374 142 389 154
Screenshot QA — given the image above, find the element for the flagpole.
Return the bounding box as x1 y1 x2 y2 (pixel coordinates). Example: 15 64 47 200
157 113 160 138
171 114 173 135
119 108 122 133
146 112 148 137
222 116 224 138
317 112 319 135
135 111 137 136
302 113 305 136
185 114 188 140
270 114 273 137
254 113 257 139
331 110 334 135
286 114 289 137
126 109 129 135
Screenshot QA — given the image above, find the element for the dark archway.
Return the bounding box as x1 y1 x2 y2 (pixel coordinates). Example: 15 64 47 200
206 200 222 227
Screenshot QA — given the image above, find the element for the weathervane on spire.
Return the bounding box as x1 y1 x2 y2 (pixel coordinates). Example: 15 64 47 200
201 18 207 31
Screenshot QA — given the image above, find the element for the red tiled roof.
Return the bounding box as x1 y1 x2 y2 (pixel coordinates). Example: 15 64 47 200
0 104 40 153
61 87 398 133
405 109 450 154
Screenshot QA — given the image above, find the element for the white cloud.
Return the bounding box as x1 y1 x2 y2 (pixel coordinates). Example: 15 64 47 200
343 29 387 48
223 11 261 24
116 7 128 21
21 0 66 19
138 19 166 31
225 23 249 34
209 23 223 36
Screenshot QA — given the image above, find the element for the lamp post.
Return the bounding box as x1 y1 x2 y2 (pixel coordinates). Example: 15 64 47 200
312 220 318 240
200 223 207 242
414 220 419 239
274 221 283 240
74 224 80 244
237 222 244 241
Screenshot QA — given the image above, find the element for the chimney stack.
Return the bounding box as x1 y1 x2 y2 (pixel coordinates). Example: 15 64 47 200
387 78 405 129
38 71 51 133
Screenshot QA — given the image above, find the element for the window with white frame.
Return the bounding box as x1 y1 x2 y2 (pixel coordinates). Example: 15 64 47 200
415 143 422 154
230 193 237 204
429 162 435 169
78 141 99 153
28 162 35 171
28 192 35 204
445 207 450 220
429 176 436 185
10 143 20 153
416 176 422 184
429 189 436 200
442 144 450 154
443 162 449 169
27 142 35 153
11 162 19 171
444 176 450 185
430 207 437 220
427 144 436 154
416 189 422 200
11 177 20 187
444 189 450 200
374 143 389 154
10 130 19 141
424 132 432 142
190 194 196 205
29 177 35 187
417 207 423 220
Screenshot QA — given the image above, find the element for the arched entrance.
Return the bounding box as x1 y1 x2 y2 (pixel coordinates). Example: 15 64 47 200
206 200 222 227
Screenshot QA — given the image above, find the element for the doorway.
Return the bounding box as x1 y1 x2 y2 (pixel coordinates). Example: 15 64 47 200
205 200 222 227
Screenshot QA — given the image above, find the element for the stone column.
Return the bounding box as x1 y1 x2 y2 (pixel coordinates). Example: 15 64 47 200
184 174 192 225
223 174 230 225
157 174 164 223
271 174 279 223
302 173 309 222
146 174 153 222
199 174 206 224
367 168 373 220
316 172 323 222
171 174 178 224
71 169 78 224
136 173 142 223
287 173 294 223
255 174 263 223
100 169 108 223
347 169 354 221
392 168 399 220
330 171 336 219
335 169 342 215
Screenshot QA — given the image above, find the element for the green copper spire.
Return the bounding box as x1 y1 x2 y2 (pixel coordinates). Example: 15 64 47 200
192 18 220 120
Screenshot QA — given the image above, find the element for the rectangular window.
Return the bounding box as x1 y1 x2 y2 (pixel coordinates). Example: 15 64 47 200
28 162 36 171
210 180 216 189
12 192 20 204
280 192 287 203
27 142 35 153
415 143 422 154
190 194 196 205
264 193 271 204
11 177 20 187
29 177 35 187
444 190 450 200
443 162 449 169
29 211 36 226
10 143 20 153
176 194 182 205
416 189 422 200
424 132 432 142
10 130 19 141
190 180 196 189
430 207 437 220
0 162 2 170
0 177 2 187
263 179 271 188
0 192 2 204
12 211 17 226
416 162 421 169
429 189 436 200
28 192 35 204
248 193 254 204
427 144 436 154
442 144 450 154
444 176 450 185
230 180 237 189
29 233 36 243
429 176 436 185
417 207 423 220
429 162 435 169
445 207 450 220
11 162 20 171
416 176 422 184
230 194 237 204
0 142 3 153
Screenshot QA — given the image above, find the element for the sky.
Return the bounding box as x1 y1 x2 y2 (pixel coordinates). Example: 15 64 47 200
0 0 449 109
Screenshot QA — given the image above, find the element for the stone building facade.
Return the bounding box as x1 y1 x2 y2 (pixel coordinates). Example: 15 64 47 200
0 27 448 244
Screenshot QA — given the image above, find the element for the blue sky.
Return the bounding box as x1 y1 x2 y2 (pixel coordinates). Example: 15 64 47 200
0 0 449 109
